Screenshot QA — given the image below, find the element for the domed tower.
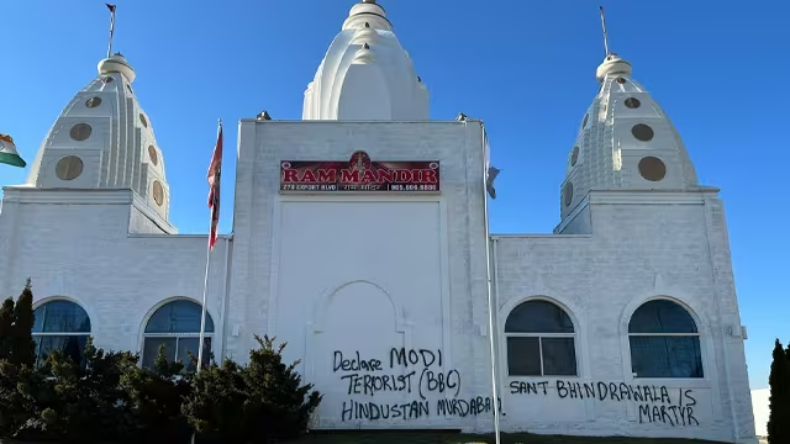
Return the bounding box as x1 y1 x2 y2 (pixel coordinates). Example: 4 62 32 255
302 0 429 120
557 48 699 233
25 53 175 233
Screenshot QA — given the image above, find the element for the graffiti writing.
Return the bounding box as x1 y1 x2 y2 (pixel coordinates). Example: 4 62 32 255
334 348 503 422
341 397 502 422
509 380 699 427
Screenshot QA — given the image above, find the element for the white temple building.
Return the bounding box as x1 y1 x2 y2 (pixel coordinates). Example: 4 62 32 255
0 1 758 442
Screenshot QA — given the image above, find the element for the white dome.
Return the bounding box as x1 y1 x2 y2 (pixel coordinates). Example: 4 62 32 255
303 0 428 121
559 55 699 220
27 54 173 228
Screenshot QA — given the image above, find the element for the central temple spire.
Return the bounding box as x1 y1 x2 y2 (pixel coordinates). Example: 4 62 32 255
302 1 429 121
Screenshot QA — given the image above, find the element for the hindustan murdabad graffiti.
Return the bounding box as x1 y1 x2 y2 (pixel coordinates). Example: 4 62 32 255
332 348 502 422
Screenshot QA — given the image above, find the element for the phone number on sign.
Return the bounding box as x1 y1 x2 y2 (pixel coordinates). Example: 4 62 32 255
389 184 438 191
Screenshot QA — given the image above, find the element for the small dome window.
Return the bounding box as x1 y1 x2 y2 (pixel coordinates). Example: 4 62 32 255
638 156 667 182
148 145 158 166
55 156 84 181
85 97 102 108
69 123 92 141
582 114 589 129
152 180 165 206
631 124 654 142
139 113 148 128
616 77 627 85
624 97 641 109
570 146 579 167
562 182 574 207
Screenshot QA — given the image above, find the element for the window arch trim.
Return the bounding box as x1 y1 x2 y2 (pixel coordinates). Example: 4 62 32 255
621 294 708 380
500 295 582 378
30 297 93 368
620 295 707 337
138 296 218 371
499 295 582 333
31 296 94 335
138 296 217 339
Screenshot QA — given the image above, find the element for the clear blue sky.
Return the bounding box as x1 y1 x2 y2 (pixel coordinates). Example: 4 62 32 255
1 1 787 390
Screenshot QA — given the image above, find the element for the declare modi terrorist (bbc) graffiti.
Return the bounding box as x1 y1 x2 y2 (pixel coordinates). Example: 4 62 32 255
330 347 700 428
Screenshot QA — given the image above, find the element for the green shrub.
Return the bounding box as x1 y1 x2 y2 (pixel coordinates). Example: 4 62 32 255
122 344 194 443
13 338 139 443
182 335 322 443
769 339 790 444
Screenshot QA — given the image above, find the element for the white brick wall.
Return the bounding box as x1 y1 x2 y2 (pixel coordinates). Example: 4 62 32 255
493 190 756 443
0 119 756 443
0 188 230 359
227 120 496 431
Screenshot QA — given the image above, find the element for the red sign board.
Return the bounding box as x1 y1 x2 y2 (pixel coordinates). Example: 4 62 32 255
280 151 440 193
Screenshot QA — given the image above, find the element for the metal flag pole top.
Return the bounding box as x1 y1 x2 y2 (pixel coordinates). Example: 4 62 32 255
196 119 223 373
599 6 610 57
105 4 117 58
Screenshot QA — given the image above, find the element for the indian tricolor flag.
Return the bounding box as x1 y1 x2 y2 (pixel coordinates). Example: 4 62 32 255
207 121 223 250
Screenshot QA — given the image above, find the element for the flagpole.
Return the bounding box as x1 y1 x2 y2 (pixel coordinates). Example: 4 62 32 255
195 216 213 373
481 129 502 444
599 6 610 57
106 4 117 58
196 119 222 373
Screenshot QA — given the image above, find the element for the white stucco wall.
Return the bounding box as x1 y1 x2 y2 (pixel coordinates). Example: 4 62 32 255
228 119 497 431
492 191 756 443
0 188 230 359
0 119 756 443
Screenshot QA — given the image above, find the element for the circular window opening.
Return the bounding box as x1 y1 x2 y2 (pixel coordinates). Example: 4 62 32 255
102 76 114 83
69 123 92 141
126 84 133 94
562 182 574 207
85 97 102 108
55 156 84 181
624 97 641 109
582 114 589 128
616 77 626 84
638 156 667 182
139 113 148 128
631 123 654 142
148 145 158 166
570 146 580 166
152 180 164 206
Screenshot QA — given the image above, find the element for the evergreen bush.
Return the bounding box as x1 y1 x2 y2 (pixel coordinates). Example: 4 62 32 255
768 338 790 444
182 335 322 443
0 280 322 443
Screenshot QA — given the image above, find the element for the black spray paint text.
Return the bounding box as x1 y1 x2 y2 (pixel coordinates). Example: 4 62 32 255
509 380 699 427
341 396 502 422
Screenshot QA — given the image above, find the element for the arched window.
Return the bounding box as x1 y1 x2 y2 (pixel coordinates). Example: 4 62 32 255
142 300 213 371
629 299 703 378
504 300 577 376
32 300 91 367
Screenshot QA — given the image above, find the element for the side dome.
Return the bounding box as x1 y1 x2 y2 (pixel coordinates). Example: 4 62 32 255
302 0 429 121
559 53 699 219
26 53 173 228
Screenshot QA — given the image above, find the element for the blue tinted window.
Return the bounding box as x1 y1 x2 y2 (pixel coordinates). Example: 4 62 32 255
32 300 91 333
505 300 574 333
145 300 214 334
629 300 698 334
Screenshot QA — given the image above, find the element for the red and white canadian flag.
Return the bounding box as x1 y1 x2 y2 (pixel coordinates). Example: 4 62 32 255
207 121 223 250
